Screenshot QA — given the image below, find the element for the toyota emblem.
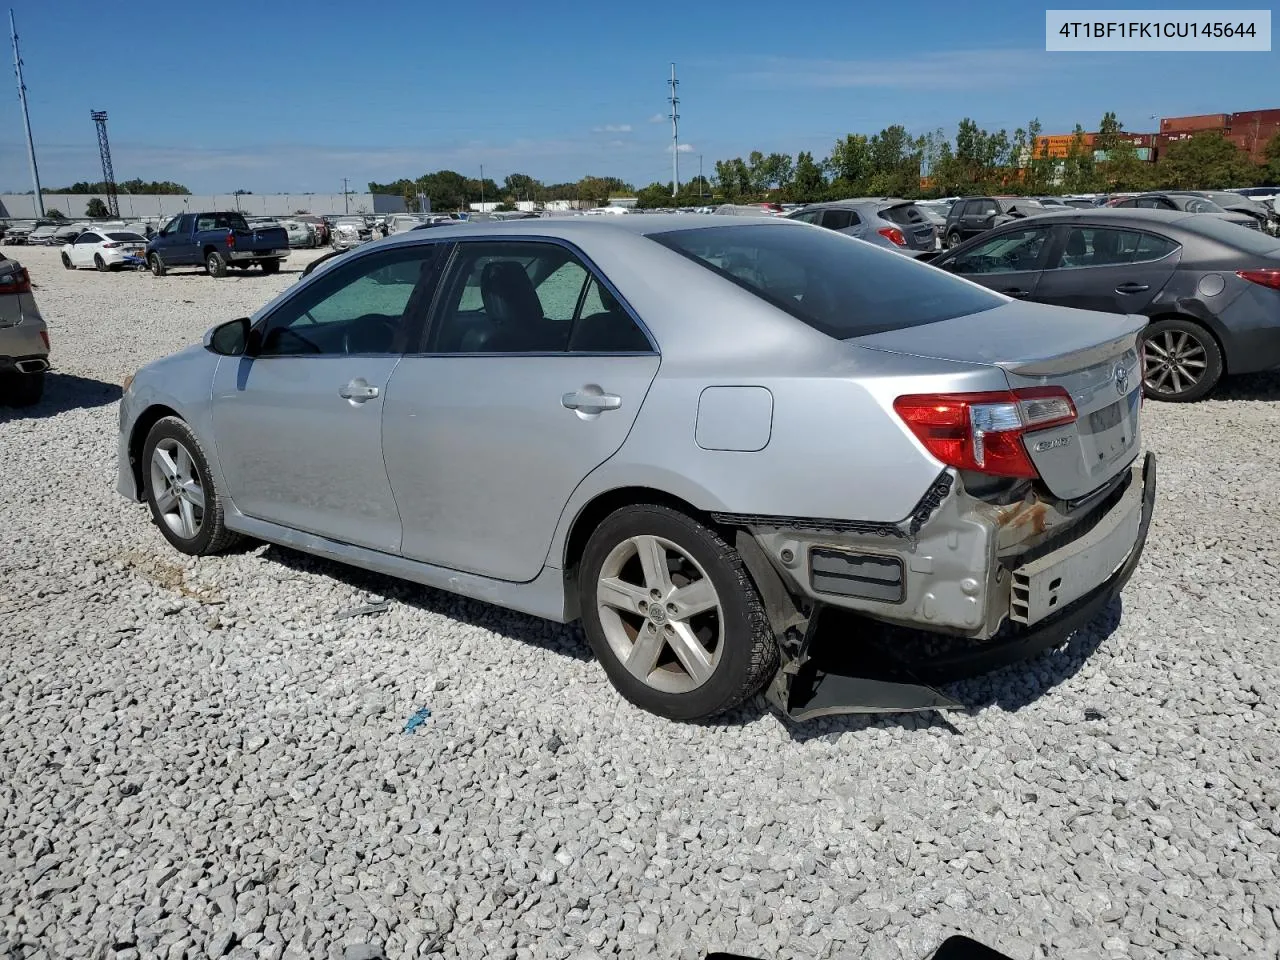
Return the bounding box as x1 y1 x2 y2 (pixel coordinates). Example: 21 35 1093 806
1114 363 1129 395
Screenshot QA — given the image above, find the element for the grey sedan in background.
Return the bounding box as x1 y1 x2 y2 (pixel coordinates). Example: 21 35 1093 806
926 208 1280 401
117 217 1155 721
0 253 50 406
786 199 936 254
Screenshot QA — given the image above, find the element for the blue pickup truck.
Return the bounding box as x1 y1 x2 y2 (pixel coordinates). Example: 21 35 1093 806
146 212 290 278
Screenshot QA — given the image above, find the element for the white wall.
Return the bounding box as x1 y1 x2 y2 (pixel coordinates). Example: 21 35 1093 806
0 192 406 219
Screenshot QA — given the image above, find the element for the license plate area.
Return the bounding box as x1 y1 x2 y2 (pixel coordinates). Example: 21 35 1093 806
1088 400 1123 432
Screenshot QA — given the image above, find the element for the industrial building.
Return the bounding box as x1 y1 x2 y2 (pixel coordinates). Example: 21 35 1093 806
0 192 407 221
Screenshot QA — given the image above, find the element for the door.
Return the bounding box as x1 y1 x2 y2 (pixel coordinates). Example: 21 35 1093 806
210 243 442 552
936 224 1056 299
154 214 197 264
71 232 101 267
1033 225 1179 314
382 239 660 582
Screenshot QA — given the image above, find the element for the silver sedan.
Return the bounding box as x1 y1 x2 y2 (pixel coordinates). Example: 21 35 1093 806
117 217 1156 721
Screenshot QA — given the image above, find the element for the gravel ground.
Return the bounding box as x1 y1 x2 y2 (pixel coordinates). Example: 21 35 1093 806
2 242 1279 960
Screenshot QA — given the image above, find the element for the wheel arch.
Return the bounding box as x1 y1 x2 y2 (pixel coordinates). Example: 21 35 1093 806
562 486 715 579
1145 312 1230 373
127 403 182 500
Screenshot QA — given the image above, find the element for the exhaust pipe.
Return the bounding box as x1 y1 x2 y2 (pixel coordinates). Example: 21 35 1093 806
15 358 49 374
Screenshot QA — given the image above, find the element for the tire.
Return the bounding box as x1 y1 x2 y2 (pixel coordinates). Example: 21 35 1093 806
1141 317 1223 402
61 252 75 270
149 253 166 277
141 416 242 556
946 230 963 249
94 253 110 272
3 370 44 408
578 504 778 721
206 250 228 278
261 259 280 275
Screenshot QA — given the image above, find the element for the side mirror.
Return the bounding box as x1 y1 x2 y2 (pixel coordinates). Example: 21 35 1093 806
205 316 251 356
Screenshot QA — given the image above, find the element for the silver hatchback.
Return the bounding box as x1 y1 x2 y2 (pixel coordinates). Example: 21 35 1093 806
786 199 937 254
117 218 1155 721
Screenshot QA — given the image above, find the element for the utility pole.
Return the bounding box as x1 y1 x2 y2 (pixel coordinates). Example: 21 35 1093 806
668 63 680 198
342 177 350 214
698 154 704 198
10 9 44 217
479 164 484 210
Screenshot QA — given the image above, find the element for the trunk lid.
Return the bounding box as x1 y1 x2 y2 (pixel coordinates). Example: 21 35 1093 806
857 301 1146 500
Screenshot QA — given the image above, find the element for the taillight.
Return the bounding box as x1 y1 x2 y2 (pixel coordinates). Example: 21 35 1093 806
893 388 1077 478
1237 268 1280 290
226 229 236 249
101 241 120 249
877 226 907 246
0 267 31 295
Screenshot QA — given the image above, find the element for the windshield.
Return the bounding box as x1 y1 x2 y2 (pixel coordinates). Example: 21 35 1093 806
651 222 1002 339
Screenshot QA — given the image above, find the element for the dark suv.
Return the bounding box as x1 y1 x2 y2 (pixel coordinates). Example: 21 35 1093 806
943 196 1046 248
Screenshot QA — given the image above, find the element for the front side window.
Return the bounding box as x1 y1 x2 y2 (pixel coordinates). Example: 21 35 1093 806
652 222 1002 339
428 241 650 354
257 245 439 357
976 200 999 217
1055 227 1179 269
947 227 1053 275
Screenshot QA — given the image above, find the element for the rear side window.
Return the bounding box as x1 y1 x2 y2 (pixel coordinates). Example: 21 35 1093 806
1056 227 1179 269
821 209 858 229
651 223 1002 339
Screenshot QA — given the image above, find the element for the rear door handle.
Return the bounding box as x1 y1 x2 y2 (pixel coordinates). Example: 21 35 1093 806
1001 288 1030 298
339 379 380 402
1115 283 1150 294
562 390 622 412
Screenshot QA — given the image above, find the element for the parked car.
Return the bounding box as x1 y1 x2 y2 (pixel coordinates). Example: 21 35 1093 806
60 230 149 271
146 212 290 277
293 215 329 246
51 223 84 245
2 220 38 245
1175 190 1279 234
786 199 936 255
281 220 316 248
0 253 49 406
330 216 371 251
1110 193 1260 231
117 216 1155 721
27 224 61 246
925 208 1280 401
942 197 1047 248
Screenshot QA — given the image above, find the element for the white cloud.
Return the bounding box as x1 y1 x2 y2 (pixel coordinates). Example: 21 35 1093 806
648 113 666 123
666 143 696 154
592 123 632 133
731 49 1068 91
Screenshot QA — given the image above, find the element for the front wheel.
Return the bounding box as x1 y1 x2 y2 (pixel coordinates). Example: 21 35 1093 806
945 230 963 249
1141 318 1223 402
578 504 777 721
142 417 241 555
206 251 228 278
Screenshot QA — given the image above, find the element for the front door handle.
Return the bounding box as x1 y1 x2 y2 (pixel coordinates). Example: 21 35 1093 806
339 379 380 402
1115 282 1150 294
1001 287 1030 298
562 389 622 413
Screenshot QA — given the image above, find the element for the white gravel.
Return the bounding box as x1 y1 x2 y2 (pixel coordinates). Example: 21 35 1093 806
2 242 1279 960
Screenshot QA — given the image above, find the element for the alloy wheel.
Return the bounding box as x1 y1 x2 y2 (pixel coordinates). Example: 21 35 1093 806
1143 329 1207 397
149 438 206 540
595 535 724 694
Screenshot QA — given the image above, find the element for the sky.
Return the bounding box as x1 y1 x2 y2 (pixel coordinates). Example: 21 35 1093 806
1 0 1276 195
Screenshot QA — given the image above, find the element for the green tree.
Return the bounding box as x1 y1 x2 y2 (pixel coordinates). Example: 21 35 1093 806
1157 132 1259 189
85 198 110 218
827 134 871 194
1094 111 1124 153
790 151 826 202
503 173 540 202
1064 124 1097 192
1264 132 1280 183
46 208 65 220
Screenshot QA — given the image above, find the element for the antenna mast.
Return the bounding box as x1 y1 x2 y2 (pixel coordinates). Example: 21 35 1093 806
90 110 119 217
10 9 44 216
669 63 680 197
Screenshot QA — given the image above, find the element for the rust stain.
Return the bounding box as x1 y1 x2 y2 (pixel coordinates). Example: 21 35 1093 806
996 500 1050 535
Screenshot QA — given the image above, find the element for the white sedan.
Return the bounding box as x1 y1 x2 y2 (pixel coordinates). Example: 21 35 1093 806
60 230 149 271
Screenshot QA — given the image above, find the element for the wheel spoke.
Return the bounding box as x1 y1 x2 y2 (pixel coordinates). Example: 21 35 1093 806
1169 365 1185 393
175 445 194 481
1178 357 1206 370
670 578 718 618
154 448 179 482
154 488 179 513
625 625 665 679
598 576 649 614
1145 339 1169 359
667 623 714 685
178 498 197 538
180 481 205 510
633 536 672 595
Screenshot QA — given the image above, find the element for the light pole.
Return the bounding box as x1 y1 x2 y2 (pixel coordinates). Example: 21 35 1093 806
342 178 350 214
480 164 485 211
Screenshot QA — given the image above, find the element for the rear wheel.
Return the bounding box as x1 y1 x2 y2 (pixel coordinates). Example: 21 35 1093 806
261 259 280 275
2 371 44 407
206 251 227 278
141 416 241 555
61 252 74 270
94 253 109 272
578 504 778 721
1141 318 1222 402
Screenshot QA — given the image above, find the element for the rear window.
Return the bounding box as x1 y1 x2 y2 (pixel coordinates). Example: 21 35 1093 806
1181 215 1280 255
881 204 925 225
650 223 1002 339
106 232 145 242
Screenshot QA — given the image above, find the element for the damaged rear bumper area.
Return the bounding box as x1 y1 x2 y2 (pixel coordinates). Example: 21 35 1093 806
731 452 1157 721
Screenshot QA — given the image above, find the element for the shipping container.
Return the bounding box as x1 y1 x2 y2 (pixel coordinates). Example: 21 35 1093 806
1230 108 1280 127
1160 113 1228 133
